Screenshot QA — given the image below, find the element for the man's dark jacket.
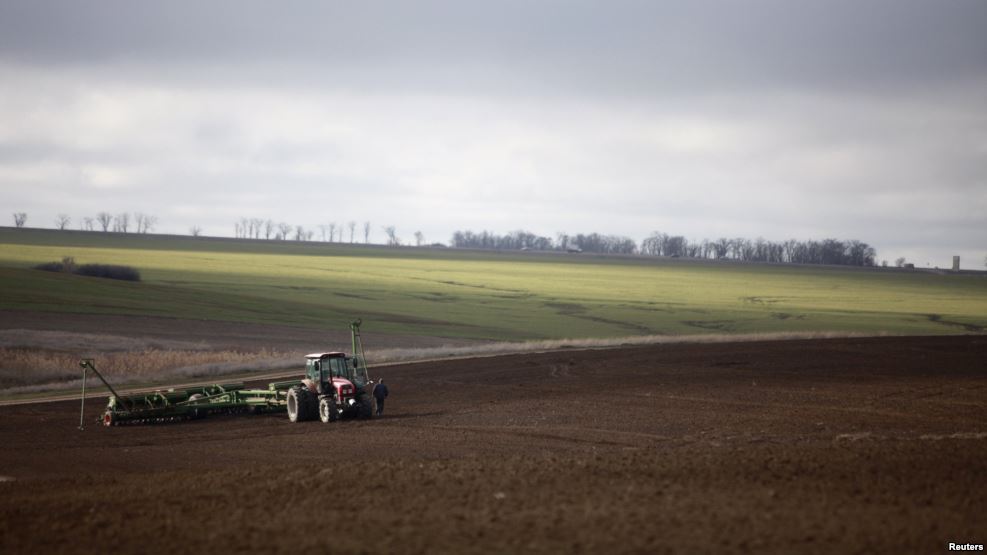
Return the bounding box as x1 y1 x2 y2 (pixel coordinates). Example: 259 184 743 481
374 383 389 400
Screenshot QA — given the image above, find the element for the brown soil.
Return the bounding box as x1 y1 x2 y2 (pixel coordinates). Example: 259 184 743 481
1 335 985 554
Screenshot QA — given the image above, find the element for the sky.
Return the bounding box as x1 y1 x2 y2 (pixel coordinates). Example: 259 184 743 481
0 0 985 268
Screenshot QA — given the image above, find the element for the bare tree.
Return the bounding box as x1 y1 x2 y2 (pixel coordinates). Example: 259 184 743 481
895 257 906 268
114 212 130 233
640 232 665 256
319 224 328 242
383 226 399 246
348 221 356 243
414 230 424 246
264 220 274 240
60 256 76 273
134 213 157 234
277 222 291 240
328 222 337 243
363 221 371 243
55 214 71 230
294 225 305 241
82 217 94 231
13 212 27 228
556 232 569 251
190 225 202 237
251 218 264 239
96 212 112 232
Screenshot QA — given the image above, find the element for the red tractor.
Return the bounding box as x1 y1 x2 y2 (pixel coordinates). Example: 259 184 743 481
286 352 374 422
285 320 376 423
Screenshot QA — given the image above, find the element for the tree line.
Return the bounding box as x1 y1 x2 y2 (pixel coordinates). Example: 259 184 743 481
17 211 970 269
11 211 158 233
451 230 638 254
451 229 879 267
232 219 434 247
639 232 878 266
233 218 365 242
232 218 391 244
10 211 426 248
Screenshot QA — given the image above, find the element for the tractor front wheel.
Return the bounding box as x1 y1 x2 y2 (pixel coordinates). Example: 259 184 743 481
319 396 339 423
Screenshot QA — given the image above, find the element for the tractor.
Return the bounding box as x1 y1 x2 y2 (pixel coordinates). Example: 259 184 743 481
285 350 374 423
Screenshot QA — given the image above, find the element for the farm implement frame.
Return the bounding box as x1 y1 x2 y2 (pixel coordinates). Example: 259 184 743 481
79 364 295 427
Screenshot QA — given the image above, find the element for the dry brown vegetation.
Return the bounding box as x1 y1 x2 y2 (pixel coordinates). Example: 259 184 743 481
0 330 886 396
0 329 299 394
0 347 293 393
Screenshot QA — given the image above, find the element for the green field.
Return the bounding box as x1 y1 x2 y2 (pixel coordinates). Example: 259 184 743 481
1 228 985 341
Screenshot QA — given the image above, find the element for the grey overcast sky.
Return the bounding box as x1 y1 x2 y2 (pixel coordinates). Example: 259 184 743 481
1 0 985 267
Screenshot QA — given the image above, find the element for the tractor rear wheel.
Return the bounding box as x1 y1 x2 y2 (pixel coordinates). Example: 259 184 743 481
319 396 339 423
357 393 374 419
287 387 318 422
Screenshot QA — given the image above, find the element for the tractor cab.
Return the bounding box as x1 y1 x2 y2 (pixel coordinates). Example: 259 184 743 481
306 352 370 389
306 352 346 384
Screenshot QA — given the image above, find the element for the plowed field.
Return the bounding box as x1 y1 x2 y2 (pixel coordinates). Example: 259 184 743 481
1 336 985 554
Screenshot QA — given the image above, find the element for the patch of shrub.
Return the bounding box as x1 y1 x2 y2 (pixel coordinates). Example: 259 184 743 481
33 261 65 272
34 259 141 282
75 264 141 282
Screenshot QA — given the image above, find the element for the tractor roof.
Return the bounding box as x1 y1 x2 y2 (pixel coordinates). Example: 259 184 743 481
305 352 346 359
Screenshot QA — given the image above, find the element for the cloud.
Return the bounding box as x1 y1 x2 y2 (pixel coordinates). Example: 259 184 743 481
0 1 985 267
3 1 985 92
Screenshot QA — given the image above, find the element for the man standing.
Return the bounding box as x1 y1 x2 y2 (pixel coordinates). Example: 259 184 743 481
373 379 389 417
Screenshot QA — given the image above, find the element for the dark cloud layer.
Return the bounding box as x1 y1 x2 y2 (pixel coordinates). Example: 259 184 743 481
2 1 985 92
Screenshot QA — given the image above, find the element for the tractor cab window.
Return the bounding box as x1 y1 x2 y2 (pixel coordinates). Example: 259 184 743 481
328 357 348 379
306 359 319 381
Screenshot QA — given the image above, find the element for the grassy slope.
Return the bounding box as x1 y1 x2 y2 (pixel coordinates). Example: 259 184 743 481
1 228 985 341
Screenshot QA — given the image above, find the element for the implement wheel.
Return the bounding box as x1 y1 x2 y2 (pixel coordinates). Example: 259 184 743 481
319 396 339 423
287 387 318 423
